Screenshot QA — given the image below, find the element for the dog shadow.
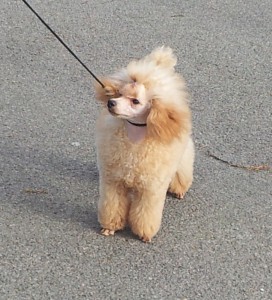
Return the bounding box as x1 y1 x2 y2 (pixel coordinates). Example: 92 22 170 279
2 142 100 231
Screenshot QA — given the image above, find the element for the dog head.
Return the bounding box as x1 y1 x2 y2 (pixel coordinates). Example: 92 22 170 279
95 47 191 142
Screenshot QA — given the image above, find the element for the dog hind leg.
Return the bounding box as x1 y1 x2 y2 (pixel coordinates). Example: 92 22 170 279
168 137 194 199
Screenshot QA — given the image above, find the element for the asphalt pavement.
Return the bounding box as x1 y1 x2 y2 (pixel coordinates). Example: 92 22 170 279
1 0 271 299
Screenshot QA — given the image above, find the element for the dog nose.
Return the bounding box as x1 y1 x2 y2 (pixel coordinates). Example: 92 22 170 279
107 99 116 109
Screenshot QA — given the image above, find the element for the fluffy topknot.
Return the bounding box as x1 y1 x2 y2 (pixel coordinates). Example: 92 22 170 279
146 46 177 69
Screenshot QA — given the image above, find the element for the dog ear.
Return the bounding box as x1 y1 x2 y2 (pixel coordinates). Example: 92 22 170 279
95 78 120 103
147 99 191 143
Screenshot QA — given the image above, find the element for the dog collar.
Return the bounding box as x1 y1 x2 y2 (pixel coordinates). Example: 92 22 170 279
127 120 147 127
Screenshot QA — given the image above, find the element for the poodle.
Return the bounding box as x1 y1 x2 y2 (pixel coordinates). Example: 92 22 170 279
94 47 194 242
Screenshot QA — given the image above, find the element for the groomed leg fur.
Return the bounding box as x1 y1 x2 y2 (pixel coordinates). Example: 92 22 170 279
128 187 167 242
168 137 194 199
98 179 130 235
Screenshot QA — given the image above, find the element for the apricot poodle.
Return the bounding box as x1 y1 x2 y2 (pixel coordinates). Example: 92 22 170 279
95 47 194 242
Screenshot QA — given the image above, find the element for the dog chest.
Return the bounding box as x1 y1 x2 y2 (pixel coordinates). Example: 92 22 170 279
101 140 174 188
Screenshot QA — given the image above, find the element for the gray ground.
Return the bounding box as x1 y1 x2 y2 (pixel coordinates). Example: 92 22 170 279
1 0 271 299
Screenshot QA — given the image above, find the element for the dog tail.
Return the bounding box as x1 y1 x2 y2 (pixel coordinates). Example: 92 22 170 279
148 46 177 69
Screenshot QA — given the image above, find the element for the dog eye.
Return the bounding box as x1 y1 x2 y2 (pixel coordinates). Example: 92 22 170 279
132 98 140 104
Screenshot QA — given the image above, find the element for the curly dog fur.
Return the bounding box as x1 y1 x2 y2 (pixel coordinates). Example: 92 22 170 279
95 47 194 242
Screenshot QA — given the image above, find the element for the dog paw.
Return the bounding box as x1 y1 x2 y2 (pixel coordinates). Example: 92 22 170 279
101 228 115 236
141 235 152 243
170 191 185 199
133 229 154 243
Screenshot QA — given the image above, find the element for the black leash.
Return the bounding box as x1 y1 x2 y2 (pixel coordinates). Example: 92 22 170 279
21 0 105 88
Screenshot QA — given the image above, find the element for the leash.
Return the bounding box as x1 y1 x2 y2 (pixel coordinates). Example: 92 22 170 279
21 0 105 88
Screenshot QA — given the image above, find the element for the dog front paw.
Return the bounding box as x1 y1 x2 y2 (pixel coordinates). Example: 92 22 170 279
130 223 158 243
100 228 115 236
141 235 152 243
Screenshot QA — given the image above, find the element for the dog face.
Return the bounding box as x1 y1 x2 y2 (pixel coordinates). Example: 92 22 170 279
106 82 151 120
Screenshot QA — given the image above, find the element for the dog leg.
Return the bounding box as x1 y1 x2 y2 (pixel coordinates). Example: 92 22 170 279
98 180 129 235
128 187 167 242
168 137 194 199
